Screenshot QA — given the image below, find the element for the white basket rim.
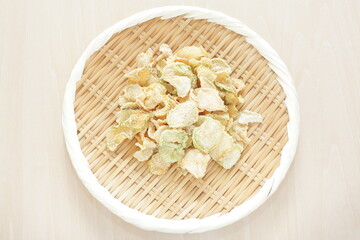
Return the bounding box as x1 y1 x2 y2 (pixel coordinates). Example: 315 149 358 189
62 6 300 234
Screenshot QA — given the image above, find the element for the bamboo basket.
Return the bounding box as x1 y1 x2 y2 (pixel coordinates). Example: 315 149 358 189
62 6 299 233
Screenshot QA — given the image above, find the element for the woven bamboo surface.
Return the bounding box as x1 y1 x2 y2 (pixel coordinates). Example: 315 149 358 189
74 16 289 220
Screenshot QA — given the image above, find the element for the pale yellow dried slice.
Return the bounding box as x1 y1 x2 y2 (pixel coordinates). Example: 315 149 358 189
193 88 226 112
136 48 153 68
148 153 172 175
136 83 166 110
125 66 151 86
238 110 263 124
175 46 208 60
179 149 210 178
166 101 199 128
196 65 216 89
192 117 224 153
161 62 195 97
134 137 157 162
211 58 231 74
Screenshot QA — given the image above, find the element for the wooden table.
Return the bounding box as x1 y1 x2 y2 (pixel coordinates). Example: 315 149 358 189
1 0 359 239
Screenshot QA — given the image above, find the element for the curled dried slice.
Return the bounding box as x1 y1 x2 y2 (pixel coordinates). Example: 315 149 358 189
215 72 236 93
123 84 142 102
148 153 172 175
152 125 171 143
166 101 199 128
136 83 166 110
121 112 151 131
115 109 135 124
238 110 263 124
150 117 167 129
125 66 151 86
227 104 239 119
134 137 157 162
159 129 188 163
208 130 243 169
175 46 208 60
156 44 173 63
188 57 212 69
136 48 153 68
179 149 210 178
224 92 244 105
231 78 245 93
153 95 177 117
215 143 243 169
205 112 233 130
230 122 249 144
211 58 231 74
196 65 216 89
192 117 224 153
107 111 151 150
193 88 226 112
147 121 156 140
106 125 133 151
162 62 196 96
209 131 235 160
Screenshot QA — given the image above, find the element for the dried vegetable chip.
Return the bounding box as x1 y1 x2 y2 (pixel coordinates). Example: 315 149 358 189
105 44 262 178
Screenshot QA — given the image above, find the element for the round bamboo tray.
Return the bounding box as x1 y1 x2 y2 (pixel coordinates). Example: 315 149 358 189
63 6 299 233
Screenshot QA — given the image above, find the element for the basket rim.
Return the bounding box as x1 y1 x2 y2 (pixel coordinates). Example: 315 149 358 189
62 6 300 233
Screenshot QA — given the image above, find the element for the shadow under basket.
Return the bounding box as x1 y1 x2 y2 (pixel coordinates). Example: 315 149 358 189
64 6 298 234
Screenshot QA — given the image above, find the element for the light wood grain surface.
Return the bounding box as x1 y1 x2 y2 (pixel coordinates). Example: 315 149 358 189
1 0 359 239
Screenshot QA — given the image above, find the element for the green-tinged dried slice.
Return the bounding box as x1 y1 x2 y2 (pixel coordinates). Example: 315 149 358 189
211 58 231 74
238 110 263 124
193 88 226 112
148 153 172 175
158 143 185 164
159 129 188 163
166 101 199 128
162 62 192 97
136 48 153 68
125 66 151 86
175 46 208 60
136 83 166 110
134 137 157 162
106 125 133 151
215 143 243 169
192 117 224 153
173 62 198 88
196 65 216 89
179 149 210 178
159 129 188 147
